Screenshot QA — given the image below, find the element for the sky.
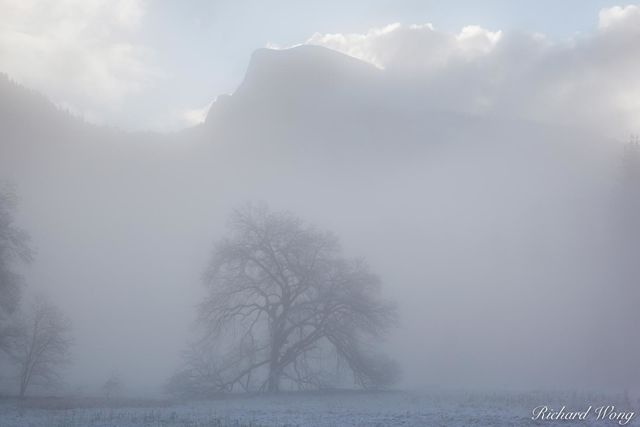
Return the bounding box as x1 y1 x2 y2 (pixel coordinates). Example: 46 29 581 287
0 0 637 132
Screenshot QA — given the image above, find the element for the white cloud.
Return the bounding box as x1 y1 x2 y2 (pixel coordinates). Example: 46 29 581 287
306 23 501 71
306 23 407 69
598 4 640 31
304 6 640 136
456 26 502 55
0 0 159 123
182 101 213 127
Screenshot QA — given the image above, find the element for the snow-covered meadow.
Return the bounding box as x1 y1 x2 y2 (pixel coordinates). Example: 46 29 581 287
1 390 634 427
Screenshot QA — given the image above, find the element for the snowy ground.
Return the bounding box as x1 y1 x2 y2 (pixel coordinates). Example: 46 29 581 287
0 389 636 426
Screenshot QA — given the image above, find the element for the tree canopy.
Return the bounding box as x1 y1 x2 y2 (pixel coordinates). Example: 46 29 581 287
170 204 398 395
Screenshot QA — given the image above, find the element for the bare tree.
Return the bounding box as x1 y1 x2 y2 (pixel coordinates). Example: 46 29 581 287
11 297 72 398
0 186 32 356
172 204 398 395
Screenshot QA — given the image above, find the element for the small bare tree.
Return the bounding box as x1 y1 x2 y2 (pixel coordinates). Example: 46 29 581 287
172 204 398 395
11 297 72 398
0 186 33 356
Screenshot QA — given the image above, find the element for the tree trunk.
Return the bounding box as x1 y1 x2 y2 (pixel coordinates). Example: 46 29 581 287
267 363 281 392
267 319 285 392
19 378 27 399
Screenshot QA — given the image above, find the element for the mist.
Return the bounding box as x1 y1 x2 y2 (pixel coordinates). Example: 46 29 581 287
2 2 640 425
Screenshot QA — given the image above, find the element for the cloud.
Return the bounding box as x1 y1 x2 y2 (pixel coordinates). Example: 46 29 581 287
598 4 640 31
304 6 640 137
307 23 502 71
0 0 159 123
181 101 213 127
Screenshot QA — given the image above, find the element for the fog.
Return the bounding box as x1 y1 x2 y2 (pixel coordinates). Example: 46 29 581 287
1 6 639 401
